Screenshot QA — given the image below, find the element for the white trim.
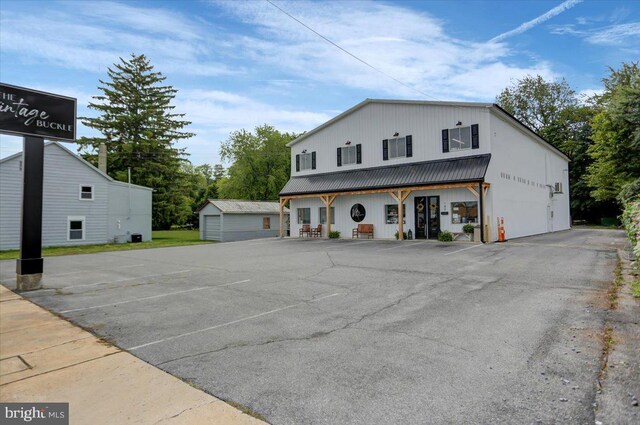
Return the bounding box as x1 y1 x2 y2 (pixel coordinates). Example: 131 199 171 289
67 216 85 241
78 184 94 201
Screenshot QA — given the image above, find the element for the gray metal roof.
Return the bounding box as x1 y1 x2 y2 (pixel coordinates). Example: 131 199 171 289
204 200 289 214
280 154 491 196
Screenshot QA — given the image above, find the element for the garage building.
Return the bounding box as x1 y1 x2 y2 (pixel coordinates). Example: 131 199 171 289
198 200 289 242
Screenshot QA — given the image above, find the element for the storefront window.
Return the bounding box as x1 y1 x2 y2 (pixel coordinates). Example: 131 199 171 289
385 204 406 224
451 201 478 224
297 208 310 224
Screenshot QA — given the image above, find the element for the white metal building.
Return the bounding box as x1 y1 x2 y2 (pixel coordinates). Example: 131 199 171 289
279 99 570 242
198 200 289 242
0 142 152 250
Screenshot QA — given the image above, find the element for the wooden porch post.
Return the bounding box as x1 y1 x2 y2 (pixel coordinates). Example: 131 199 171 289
321 195 336 238
279 197 286 239
390 190 412 240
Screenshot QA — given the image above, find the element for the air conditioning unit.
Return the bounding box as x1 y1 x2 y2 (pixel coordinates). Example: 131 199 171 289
554 182 563 193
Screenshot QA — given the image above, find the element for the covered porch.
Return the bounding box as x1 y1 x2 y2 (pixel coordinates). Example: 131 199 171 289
279 154 492 241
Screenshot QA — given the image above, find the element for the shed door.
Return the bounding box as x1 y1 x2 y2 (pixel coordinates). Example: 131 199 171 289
204 215 221 240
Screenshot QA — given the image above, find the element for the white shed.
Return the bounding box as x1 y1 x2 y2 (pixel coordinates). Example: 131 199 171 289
198 200 289 242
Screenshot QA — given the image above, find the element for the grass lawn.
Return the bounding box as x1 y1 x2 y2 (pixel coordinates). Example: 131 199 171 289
0 230 211 260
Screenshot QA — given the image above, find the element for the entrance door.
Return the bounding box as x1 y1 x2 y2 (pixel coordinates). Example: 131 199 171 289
427 196 440 239
414 197 427 239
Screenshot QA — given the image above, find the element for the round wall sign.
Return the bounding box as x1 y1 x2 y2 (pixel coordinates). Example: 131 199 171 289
350 204 366 222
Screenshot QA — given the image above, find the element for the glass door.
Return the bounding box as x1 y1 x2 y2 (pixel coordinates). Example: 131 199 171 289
414 197 427 239
427 196 440 239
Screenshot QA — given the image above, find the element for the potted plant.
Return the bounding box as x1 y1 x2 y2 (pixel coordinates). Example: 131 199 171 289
463 223 475 241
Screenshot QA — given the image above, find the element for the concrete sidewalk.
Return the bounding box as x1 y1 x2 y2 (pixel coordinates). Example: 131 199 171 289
0 285 266 425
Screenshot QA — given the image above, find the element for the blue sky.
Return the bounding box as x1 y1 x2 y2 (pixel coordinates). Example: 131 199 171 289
1 0 638 165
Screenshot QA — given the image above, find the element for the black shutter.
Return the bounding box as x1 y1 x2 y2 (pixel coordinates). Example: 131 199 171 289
356 144 362 164
337 147 342 166
406 135 412 157
311 151 316 169
382 139 389 160
296 154 300 171
471 124 479 149
442 129 449 153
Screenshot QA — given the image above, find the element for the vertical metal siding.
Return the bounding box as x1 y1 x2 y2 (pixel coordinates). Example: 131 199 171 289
291 103 491 177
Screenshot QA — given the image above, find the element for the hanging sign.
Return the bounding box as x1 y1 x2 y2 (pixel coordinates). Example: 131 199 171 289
0 83 77 141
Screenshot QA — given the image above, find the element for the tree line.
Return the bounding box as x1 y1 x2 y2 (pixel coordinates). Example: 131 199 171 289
80 54 638 229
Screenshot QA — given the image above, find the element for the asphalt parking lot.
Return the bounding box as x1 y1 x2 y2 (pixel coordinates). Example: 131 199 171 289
0 228 625 424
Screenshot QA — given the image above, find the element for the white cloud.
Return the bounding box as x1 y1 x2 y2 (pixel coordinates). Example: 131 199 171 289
490 0 583 42
0 5 236 77
586 22 640 45
178 89 332 136
215 0 556 101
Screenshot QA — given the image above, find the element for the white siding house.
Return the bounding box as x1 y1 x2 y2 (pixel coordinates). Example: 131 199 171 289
279 99 570 241
0 142 152 250
198 200 289 242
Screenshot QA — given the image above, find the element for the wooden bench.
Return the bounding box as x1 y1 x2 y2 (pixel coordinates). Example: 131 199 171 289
299 224 311 237
352 223 374 239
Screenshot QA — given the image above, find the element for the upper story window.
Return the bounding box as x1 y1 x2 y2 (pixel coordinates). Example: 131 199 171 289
337 144 361 166
79 185 94 200
442 124 479 153
296 151 316 171
383 135 412 160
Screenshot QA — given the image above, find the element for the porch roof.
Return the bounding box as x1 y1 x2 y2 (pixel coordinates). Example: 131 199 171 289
280 154 491 196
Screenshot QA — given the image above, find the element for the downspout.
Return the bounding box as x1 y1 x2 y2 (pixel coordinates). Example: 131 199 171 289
479 180 485 243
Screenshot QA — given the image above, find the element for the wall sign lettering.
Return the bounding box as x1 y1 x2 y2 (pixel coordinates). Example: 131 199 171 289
0 83 77 141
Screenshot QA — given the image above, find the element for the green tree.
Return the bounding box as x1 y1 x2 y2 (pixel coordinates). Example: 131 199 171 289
587 62 640 202
496 75 577 148
78 53 195 229
218 125 296 200
181 162 218 227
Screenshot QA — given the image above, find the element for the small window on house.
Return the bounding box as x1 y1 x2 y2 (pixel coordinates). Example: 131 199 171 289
389 137 406 158
341 146 357 165
297 208 310 224
385 204 406 224
451 202 478 224
319 207 335 224
68 216 85 241
448 127 472 151
79 185 94 200
263 217 271 229
297 152 315 171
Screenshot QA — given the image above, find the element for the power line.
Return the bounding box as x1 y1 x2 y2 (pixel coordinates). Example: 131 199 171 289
264 0 443 102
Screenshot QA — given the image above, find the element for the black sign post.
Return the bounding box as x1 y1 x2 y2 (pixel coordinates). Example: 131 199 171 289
0 83 76 291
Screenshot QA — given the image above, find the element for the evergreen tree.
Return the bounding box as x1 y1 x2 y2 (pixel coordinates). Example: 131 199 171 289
78 54 195 229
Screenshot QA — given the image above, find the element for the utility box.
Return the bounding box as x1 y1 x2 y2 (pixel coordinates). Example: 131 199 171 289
131 233 142 243
474 226 481 242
